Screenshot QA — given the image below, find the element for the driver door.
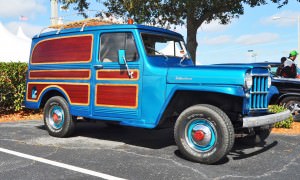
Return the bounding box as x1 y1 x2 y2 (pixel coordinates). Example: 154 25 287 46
92 32 141 120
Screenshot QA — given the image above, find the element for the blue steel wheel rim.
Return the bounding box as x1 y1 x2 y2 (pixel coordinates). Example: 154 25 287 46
48 105 65 130
185 119 217 152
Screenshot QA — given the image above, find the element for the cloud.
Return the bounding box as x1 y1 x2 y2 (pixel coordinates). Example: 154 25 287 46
199 19 234 33
235 33 279 45
0 0 46 18
261 10 300 27
202 35 232 45
5 22 43 38
171 19 234 40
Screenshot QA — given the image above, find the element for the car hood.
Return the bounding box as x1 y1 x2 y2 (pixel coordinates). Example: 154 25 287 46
167 64 268 85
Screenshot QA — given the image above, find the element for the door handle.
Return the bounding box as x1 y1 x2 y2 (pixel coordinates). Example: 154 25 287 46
93 65 103 69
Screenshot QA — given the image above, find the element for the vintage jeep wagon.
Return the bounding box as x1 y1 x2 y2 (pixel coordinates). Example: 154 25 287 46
24 21 290 164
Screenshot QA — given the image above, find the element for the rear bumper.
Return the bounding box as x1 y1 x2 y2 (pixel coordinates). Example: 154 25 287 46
242 110 291 128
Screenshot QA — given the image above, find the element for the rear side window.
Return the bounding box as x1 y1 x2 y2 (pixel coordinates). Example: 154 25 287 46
100 33 138 62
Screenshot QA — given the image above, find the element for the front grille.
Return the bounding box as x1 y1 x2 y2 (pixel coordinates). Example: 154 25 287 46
249 76 268 110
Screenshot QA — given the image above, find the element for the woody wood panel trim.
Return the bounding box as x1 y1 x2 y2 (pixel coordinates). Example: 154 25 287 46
30 35 93 64
96 69 139 80
29 69 91 80
26 82 90 105
95 84 138 108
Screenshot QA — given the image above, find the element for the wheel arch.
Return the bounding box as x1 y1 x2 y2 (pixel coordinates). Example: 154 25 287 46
157 90 244 128
39 87 70 109
275 93 300 104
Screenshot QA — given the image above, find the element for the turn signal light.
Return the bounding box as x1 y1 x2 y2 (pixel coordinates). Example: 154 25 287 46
128 18 134 24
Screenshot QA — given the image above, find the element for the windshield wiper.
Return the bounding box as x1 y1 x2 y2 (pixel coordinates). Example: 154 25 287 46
146 46 168 60
180 53 188 64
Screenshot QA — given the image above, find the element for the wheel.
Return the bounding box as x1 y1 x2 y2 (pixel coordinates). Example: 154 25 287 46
44 96 76 137
174 104 234 164
280 97 300 122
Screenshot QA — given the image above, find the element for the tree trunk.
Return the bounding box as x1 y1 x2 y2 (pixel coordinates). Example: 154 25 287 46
186 16 199 65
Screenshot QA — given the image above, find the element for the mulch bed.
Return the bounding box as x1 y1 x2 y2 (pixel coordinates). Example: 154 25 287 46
0 109 42 123
271 122 300 135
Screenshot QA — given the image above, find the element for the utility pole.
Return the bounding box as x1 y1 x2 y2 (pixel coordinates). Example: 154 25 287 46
50 0 58 25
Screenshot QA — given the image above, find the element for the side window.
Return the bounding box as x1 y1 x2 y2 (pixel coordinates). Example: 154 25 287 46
100 33 138 62
125 33 138 61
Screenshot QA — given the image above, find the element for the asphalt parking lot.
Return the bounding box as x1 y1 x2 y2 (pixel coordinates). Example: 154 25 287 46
0 120 300 180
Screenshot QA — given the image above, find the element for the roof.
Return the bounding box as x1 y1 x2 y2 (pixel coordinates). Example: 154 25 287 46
35 20 182 39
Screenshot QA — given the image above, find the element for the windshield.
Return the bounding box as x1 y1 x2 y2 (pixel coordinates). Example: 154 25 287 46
141 33 189 58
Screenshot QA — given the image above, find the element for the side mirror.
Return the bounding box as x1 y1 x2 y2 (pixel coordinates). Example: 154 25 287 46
118 49 133 78
118 49 126 65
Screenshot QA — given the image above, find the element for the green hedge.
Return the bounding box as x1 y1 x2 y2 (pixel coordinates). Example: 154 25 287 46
0 62 27 114
269 105 294 128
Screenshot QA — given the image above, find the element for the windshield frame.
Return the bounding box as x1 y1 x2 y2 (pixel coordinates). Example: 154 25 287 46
140 32 190 59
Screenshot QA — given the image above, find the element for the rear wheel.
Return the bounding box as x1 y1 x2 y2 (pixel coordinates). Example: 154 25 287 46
44 96 76 137
174 104 234 164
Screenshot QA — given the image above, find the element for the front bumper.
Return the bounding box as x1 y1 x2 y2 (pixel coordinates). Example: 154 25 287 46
243 110 291 128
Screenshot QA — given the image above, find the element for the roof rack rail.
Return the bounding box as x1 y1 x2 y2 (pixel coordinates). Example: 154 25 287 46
36 18 120 38
37 27 53 38
80 22 87 32
56 26 64 34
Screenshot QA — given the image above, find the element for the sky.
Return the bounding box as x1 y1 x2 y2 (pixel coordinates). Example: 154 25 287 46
0 0 299 65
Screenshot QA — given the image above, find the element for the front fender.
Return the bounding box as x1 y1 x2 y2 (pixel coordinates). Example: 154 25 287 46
153 84 246 126
166 84 246 98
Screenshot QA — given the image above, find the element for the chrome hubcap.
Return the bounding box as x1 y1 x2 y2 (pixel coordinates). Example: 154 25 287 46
49 105 64 130
186 119 217 152
191 124 212 147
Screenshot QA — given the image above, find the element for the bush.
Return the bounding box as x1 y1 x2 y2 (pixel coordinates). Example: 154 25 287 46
0 62 27 113
269 105 293 128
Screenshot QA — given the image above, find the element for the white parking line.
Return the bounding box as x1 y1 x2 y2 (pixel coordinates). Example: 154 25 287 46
0 147 126 180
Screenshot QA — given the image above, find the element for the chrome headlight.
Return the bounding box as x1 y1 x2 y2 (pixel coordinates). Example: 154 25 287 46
244 73 253 90
268 76 272 88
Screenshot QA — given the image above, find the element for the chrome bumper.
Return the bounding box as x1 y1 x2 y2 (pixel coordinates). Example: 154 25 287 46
242 110 291 128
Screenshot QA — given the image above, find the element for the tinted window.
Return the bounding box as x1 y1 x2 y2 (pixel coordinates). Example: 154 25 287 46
100 33 138 62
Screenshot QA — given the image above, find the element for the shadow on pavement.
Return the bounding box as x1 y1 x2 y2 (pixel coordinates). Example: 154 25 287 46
36 121 278 163
37 121 176 149
230 140 278 161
